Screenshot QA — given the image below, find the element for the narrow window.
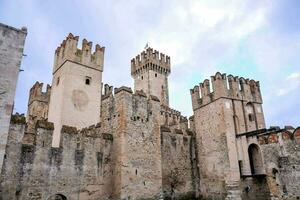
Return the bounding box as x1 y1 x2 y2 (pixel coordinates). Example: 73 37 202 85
56 77 60 85
238 160 243 176
141 76 143 80
155 73 157 77
248 114 255 122
85 76 91 85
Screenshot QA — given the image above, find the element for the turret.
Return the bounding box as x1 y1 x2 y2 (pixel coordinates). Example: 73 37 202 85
48 33 104 147
131 47 170 76
26 81 51 133
131 47 171 106
28 81 51 107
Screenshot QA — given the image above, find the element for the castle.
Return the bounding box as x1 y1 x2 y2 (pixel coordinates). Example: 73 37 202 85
0 25 300 200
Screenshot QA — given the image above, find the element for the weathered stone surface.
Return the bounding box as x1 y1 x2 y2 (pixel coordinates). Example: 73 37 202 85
0 23 27 174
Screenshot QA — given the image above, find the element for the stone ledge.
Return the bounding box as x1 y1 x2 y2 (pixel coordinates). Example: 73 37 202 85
61 125 77 134
36 120 54 130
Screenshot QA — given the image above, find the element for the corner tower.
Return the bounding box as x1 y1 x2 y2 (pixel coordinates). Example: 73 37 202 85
48 33 105 147
131 47 170 105
190 72 265 199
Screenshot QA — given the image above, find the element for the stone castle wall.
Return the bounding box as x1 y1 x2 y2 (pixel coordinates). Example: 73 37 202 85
161 128 197 199
101 86 164 199
257 128 300 199
1 27 300 200
0 23 27 173
1 117 114 200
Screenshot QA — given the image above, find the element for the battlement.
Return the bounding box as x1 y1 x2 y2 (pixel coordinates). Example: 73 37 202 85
161 105 182 117
28 81 51 106
160 105 188 128
256 126 300 145
10 112 26 124
53 33 105 73
28 120 113 147
131 47 171 76
100 85 162 126
102 84 114 100
190 72 262 110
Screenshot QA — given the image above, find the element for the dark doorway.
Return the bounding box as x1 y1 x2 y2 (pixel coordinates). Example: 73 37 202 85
248 143 264 175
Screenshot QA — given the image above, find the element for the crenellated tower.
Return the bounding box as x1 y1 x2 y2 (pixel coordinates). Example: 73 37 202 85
26 82 51 133
48 33 105 147
190 72 265 199
131 47 170 106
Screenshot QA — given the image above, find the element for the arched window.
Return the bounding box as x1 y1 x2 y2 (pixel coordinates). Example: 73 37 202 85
47 194 67 200
248 143 264 175
85 76 91 85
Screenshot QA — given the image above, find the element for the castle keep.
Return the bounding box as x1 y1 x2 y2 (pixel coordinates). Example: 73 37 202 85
0 30 299 200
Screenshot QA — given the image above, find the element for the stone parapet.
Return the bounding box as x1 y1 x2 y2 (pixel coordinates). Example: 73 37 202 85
28 82 51 106
53 33 105 73
131 47 170 76
190 72 262 110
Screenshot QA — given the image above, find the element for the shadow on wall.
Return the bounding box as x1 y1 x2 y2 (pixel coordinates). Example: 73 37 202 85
47 194 67 200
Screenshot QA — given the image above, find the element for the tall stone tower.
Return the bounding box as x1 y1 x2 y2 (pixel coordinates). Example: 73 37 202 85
48 33 105 147
131 47 170 106
26 82 51 134
0 23 27 173
190 72 265 199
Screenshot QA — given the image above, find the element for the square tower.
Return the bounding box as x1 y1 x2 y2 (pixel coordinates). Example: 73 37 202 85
131 47 170 106
190 72 265 199
48 33 105 147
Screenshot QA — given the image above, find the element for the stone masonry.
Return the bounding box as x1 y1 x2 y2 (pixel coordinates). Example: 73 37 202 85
0 23 27 174
0 31 299 200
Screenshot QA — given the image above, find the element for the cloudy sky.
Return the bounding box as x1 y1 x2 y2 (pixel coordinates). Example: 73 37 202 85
1 0 299 127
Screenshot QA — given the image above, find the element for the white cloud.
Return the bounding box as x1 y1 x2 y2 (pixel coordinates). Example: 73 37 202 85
277 72 300 96
2 0 299 126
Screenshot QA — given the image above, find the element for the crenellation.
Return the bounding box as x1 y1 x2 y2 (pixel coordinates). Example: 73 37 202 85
160 105 188 129
26 82 51 134
28 81 51 106
211 72 228 99
191 72 263 111
190 85 201 110
54 33 105 73
228 74 241 98
10 112 26 124
131 47 171 76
